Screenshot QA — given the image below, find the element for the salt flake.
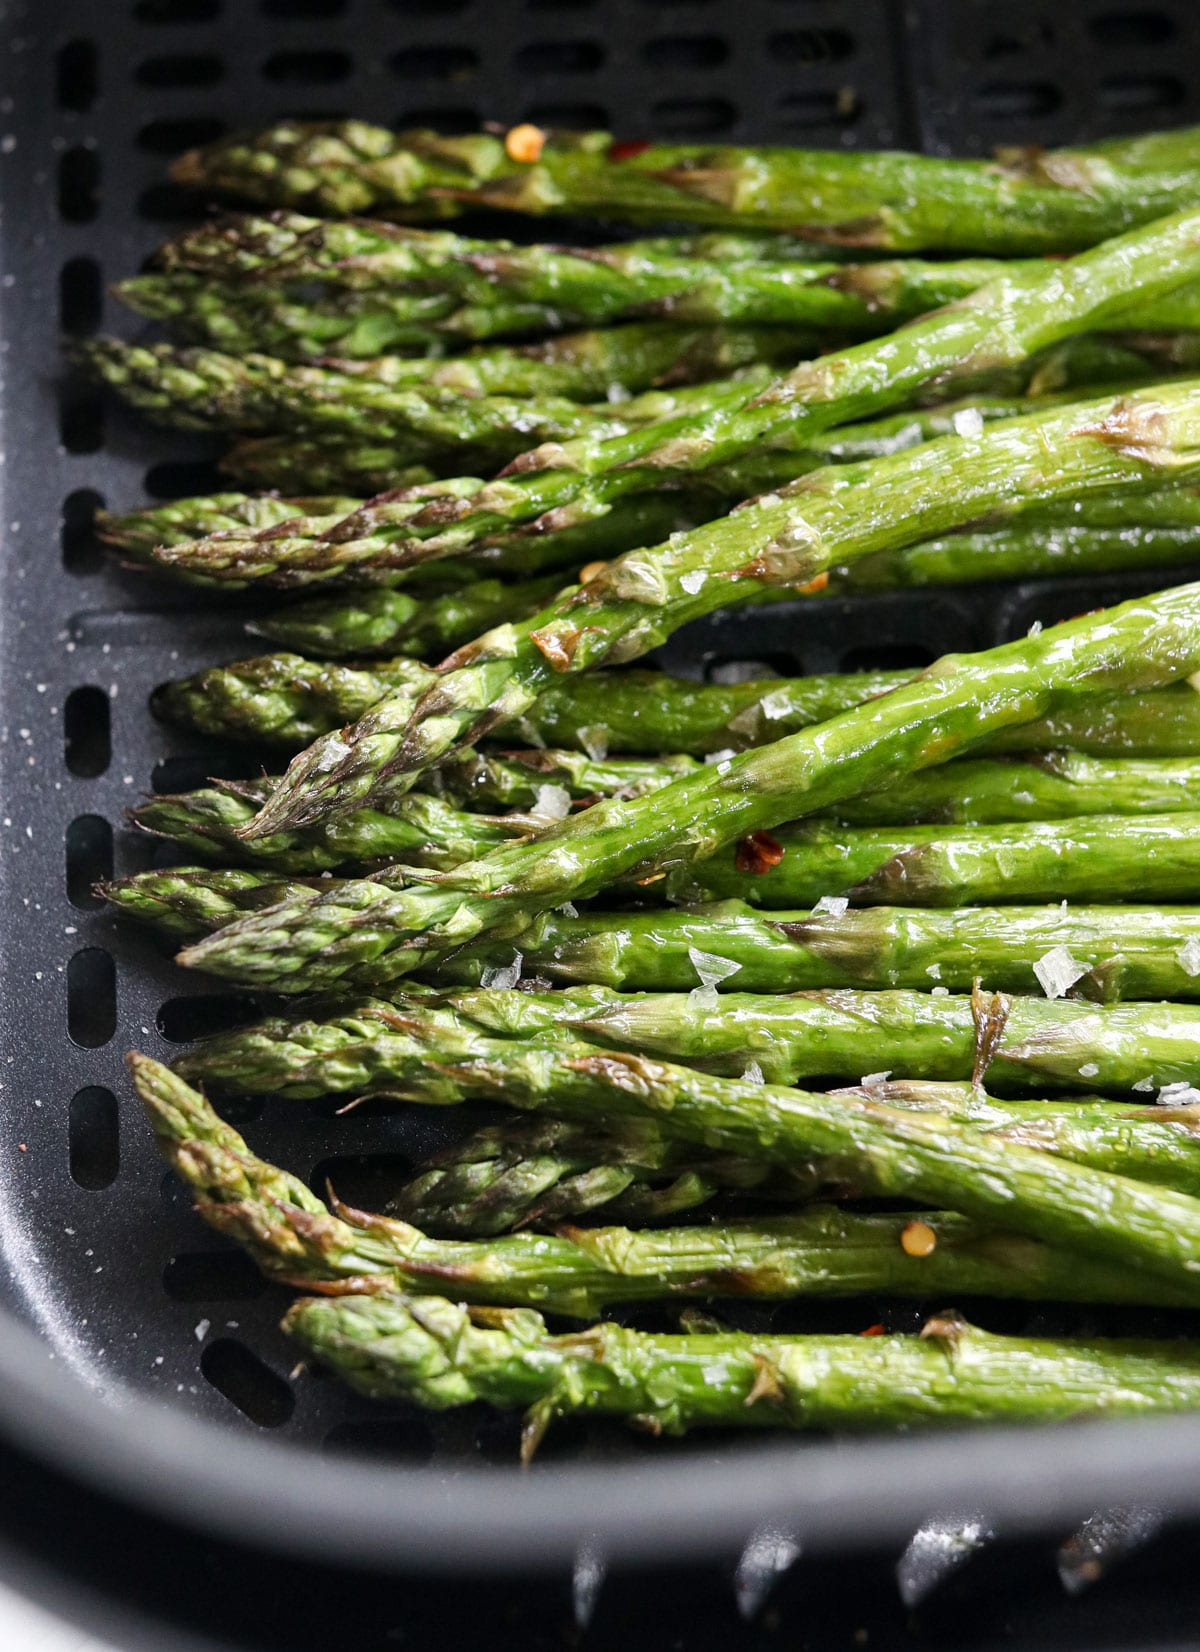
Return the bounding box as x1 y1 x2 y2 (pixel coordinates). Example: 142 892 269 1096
1078 1063 1099 1079
1156 1081 1200 1107
1178 937 1200 977
951 407 985 438
680 570 706 595
1133 1075 1155 1093
741 1061 765 1085
811 895 849 917
1032 945 1087 999
481 952 523 990
687 946 741 988
533 783 571 821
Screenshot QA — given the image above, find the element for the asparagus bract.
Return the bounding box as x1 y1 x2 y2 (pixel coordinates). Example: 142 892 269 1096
171 121 1200 252
246 383 1200 831
181 584 1200 990
99 867 318 939
671 812 1200 908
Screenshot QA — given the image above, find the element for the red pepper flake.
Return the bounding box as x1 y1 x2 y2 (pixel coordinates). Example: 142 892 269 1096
17 1143 27 1153
735 830 785 875
860 1322 885 1337
608 140 652 162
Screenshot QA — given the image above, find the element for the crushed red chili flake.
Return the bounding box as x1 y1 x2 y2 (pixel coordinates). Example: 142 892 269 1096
735 830 785 875
860 1323 885 1337
608 140 652 162
504 124 546 164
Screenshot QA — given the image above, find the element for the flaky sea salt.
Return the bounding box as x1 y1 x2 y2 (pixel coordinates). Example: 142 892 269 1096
680 570 706 595
931 986 950 997
811 894 849 917
926 962 942 980
481 952 523 990
1078 1063 1100 1079
1156 1081 1200 1107
860 1070 892 1086
578 724 609 761
704 748 736 765
193 1319 210 1343
741 1061 765 1085
951 407 985 438
533 783 571 820
1178 937 1200 977
556 901 578 918
1027 620 1043 639
1133 1075 1156 1093
1032 945 1088 999
687 946 739 1011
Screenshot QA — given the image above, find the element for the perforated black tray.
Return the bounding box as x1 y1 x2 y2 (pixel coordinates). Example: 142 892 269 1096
8 0 1200 1586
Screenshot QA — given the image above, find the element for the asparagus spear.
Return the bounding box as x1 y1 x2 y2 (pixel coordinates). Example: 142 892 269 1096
179 984 1200 1099
142 370 1185 587
181 583 1200 988
244 382 1200 831
127 786 530 874
98 867 319 939
286 1292 1200 1449
210 377 1158 497
436 901 1200 1001
170 121 1200 252
96 491 363 559
131 1054 1193 1320
252 573 569 659
391 1115 808 1233
175 207 1200 581
670 812 1200 908
81 340 761 466
150 651 1200 762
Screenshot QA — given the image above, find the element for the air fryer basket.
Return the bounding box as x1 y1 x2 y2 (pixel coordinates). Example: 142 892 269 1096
7 0 1200 1576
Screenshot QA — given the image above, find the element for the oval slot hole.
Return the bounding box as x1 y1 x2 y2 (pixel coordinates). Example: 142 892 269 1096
61 488 105 575
68 1086 119 1189
59 256 103 336
66 815 113 909
838 643 934 674
200 1339 295 1426
58 147 99 222
56 40 99 111
59 382 104 455
64 686 111 777
67 950 117 1049
310 1153 414 1209
163 1251 267 1301
157 994 263 1042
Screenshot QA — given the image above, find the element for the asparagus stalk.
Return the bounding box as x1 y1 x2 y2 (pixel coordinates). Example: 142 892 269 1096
391 1115 808 1233
114 256 1200 361
80 340 761 467
180 584 1200 988
131 1054 1194 1322
252 573 569 659
141 372 1182 587
436 901 1200 1001
98 867 319 939
127 786 531 874
210 378 1154 497
179 984 1200 1099
96 491 362 558
170 121 1200 252
244 382 1200 832
168 207 1200 580
670 812 1200 909
286 1292 1200 1449
150 651 1200 762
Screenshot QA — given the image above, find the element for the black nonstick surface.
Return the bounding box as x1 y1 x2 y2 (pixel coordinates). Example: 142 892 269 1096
7 0 1200 1595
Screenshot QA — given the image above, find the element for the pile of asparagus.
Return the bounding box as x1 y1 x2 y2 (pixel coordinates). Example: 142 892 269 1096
89 116 1200 1450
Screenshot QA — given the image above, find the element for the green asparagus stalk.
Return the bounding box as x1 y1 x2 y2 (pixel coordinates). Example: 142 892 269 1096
150 649 1200 762
251 573 569 659
170 121 1200 252
436 901 1200 1001
81 340 766 470
114 255 1200 362
244 389 1200 837
144 371 1186 587
169 208 1200 581
391 1115 808 1233
98 867 319 939
209 378 1151 497
96 491 363 559
179 983 1200 1099
131 1054 1195 1324
127 785 530 874
181 583 1200 989
669 812 1200 908
285 1292 1200 1449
